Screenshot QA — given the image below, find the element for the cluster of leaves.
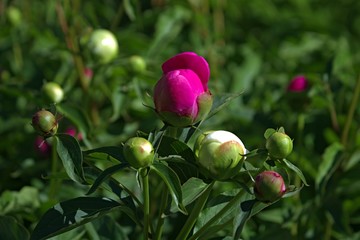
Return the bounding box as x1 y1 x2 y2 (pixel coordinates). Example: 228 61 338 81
1 0 360 239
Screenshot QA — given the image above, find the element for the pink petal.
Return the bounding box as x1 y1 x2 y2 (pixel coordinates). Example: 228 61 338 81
154 69 204 117
162 52 210 91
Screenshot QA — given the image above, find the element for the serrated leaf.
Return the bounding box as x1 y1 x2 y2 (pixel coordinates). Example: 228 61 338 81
281 159 309 186
0 215 29 240
264 128 276 139
55 134 87 184
86 163 129 195
150 162 186 214
30 197 123 240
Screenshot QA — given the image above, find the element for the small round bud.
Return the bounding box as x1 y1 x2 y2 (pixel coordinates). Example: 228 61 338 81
32 110 58 137
7 6 22 27
42 82 64 104
123 137 154 169
194 130 246 180
87 29 118 64
254 171 286 203
129 55 146 74
266 132 293 159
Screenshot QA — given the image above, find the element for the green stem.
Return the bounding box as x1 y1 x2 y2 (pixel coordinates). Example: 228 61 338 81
49 137 60 199
141 169 150 240
341 74 360 147
189 189 244 240
323 81 340 133
175 181 215 240
154 186 169 240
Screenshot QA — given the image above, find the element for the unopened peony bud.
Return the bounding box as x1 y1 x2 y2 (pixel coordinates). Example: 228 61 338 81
87 29 118 64
123 137 154 169
154 52 213 127
194 130 246 180
42 82 64 104
32 110 58 137
266 132 293 159
287 75 308 92
254 171 286 203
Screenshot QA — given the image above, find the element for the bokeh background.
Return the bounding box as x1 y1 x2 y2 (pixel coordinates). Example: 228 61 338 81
1 0 360 239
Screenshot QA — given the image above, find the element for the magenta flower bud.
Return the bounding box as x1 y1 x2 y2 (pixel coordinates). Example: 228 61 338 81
254 171 286 203
154 52 213 127
287 75 308 92
65 126 83 141
194 130 246 181
34 136 52 157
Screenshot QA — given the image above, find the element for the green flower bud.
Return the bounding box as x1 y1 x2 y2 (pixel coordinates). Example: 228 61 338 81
87 29 118 64
32 110 58 137
42 82 64 104
254 171 286 203
129 55 146 74
123 137 154 169
7 6 22 27
194 130 246 181
266 132 293 159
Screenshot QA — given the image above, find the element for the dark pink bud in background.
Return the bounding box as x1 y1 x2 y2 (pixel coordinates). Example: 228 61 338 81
287 75 308 92
65 126 83 141
34 136 52 157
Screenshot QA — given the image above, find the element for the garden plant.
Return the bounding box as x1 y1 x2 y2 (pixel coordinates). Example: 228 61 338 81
1 1 360 240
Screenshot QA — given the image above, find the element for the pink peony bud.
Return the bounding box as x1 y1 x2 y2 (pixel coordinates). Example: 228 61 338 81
34 136 52 157
84 67 93 79
254 171 286 203
65 126 83 141
287 75 308 92
154 52 213 127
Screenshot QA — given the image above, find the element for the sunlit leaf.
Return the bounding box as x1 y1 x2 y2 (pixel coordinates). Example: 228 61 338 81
281 159 309 186
86 163 129 195
170 177 208 213
83 146 125 163
30 197 125 240
55 134 87 184
150 162 186 214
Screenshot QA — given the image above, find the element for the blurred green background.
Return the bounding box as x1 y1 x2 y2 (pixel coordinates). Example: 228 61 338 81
1 0 360 239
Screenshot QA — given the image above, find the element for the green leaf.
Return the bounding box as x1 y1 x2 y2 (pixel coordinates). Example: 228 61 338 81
150 162 187 214
56 103 91 140
86 163 129 195
278 126 285 133
123 0 136 21
160 156 199 183
194 189 243 233
264 128 276 139
55 134 87 184
83 146 125 163
316 142 343 191
233 199 256 239
0 215 29 240
156 136 196 163
30 197 123 240
207 93 243 119
281 158 309 186
170 177 208 213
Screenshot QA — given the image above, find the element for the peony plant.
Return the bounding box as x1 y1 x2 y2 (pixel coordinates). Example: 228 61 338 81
30 52 306 240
